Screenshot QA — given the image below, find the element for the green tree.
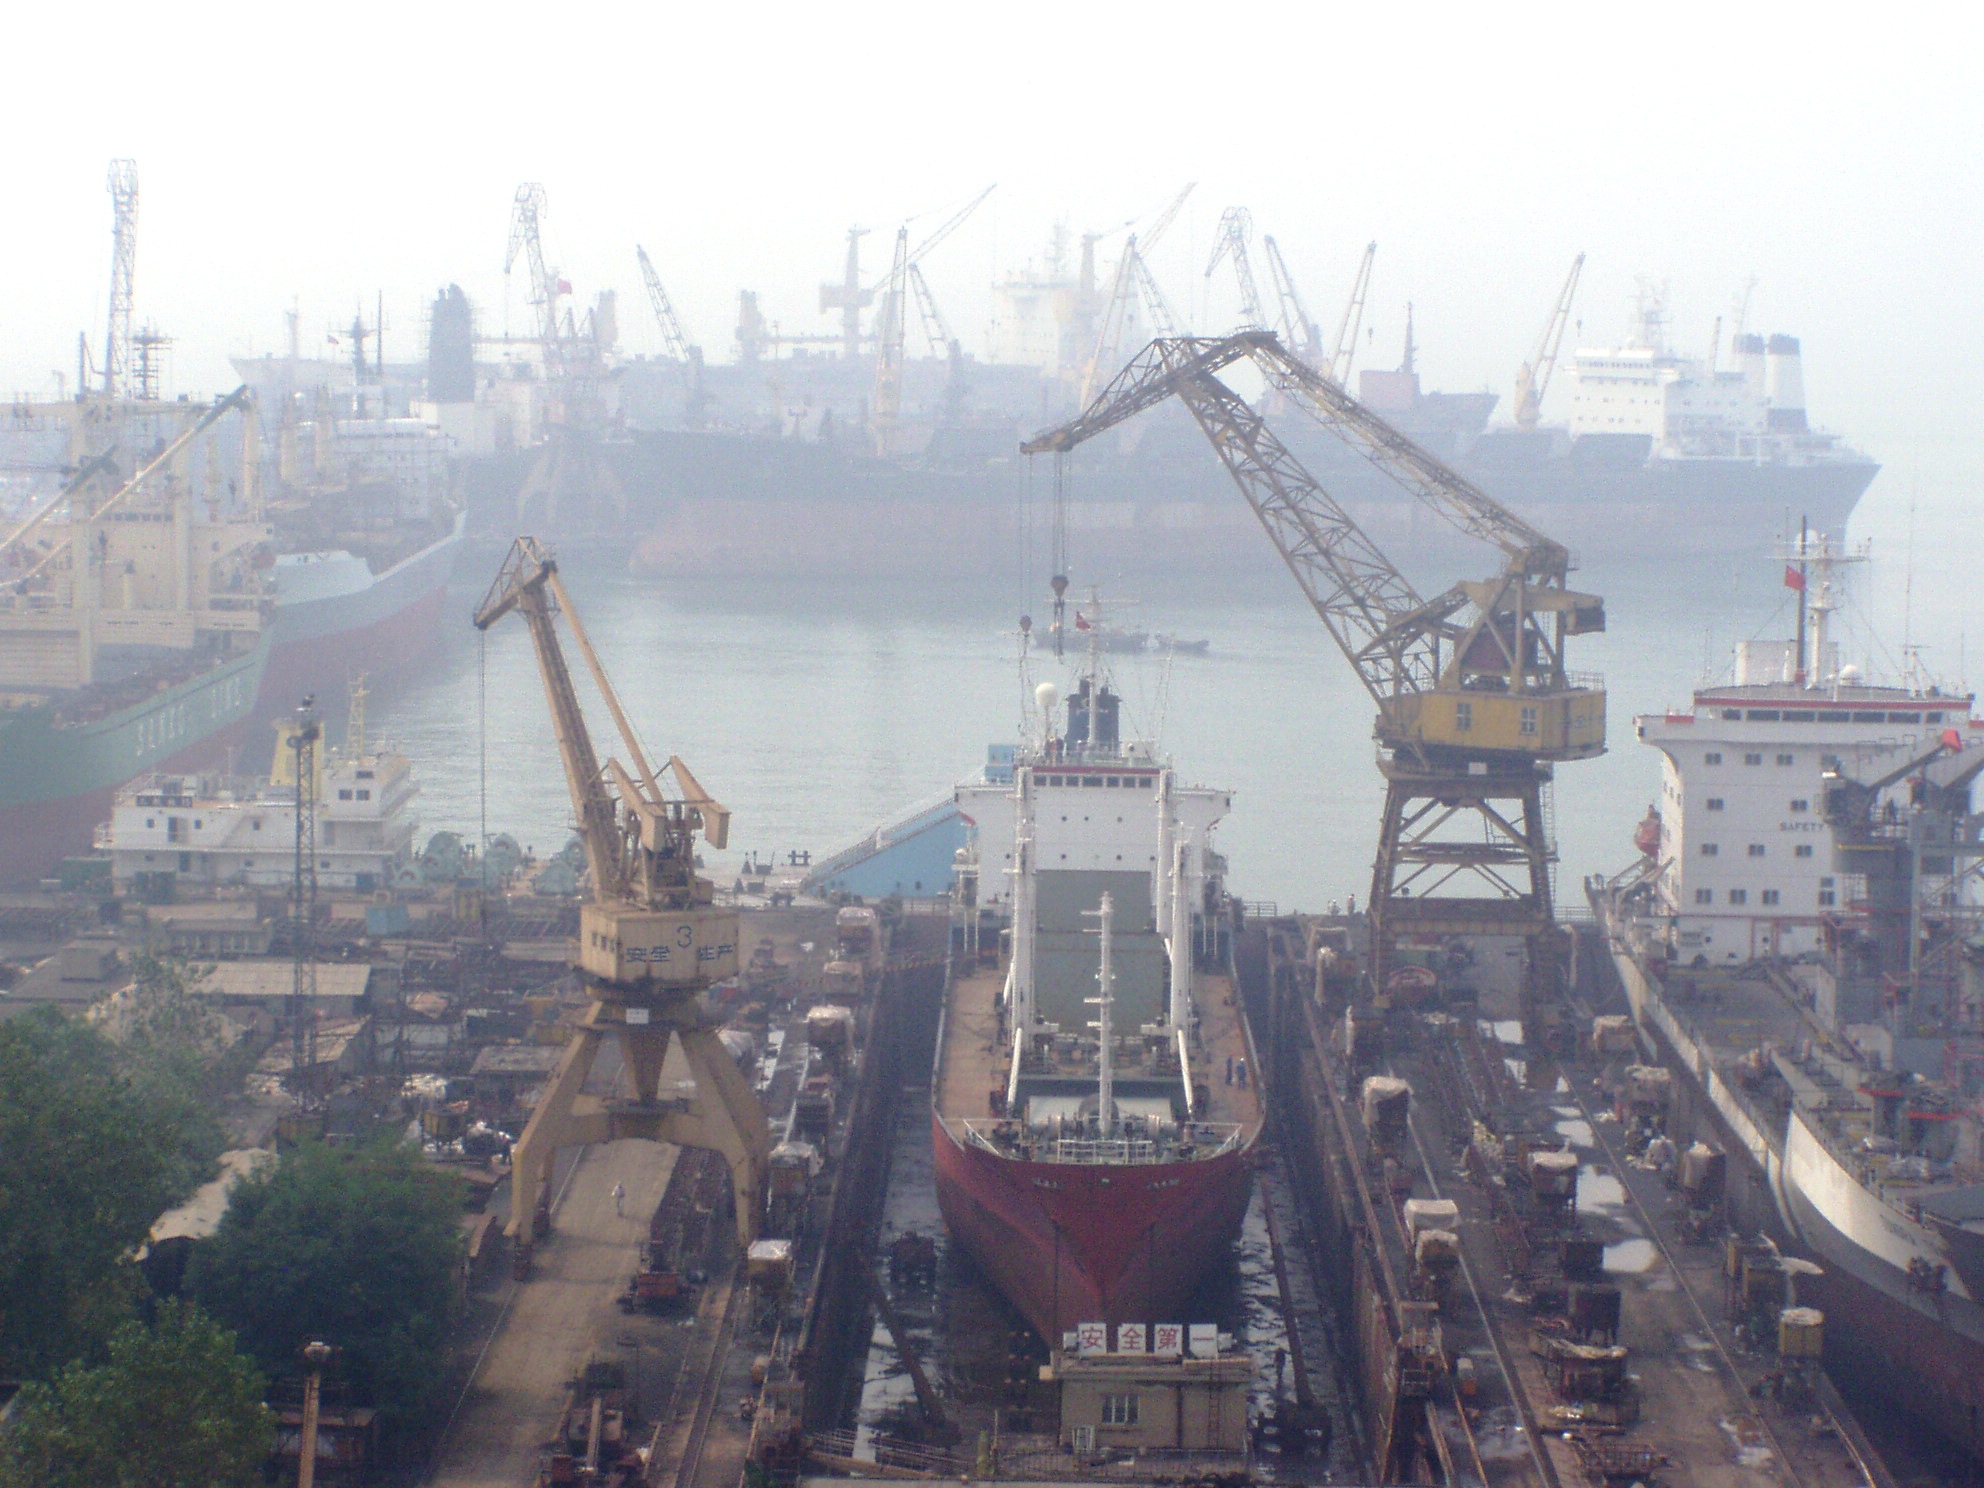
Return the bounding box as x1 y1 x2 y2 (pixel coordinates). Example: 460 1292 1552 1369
0 1301 271 1488
193 1139 465 1428
0 1009 180 1376
118 951 241 1196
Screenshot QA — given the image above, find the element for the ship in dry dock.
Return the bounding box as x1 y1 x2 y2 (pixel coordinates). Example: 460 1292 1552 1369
1594 531 1984 1462
933 631 1263 1341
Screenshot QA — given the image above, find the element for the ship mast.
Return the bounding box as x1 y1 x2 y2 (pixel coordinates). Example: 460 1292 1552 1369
1088 890 1117 1138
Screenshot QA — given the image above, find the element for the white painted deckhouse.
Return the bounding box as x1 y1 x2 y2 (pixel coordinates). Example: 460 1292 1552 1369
1634 536 1978 964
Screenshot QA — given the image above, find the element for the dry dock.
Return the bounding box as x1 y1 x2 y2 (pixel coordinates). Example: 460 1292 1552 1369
1249 913 1892 1488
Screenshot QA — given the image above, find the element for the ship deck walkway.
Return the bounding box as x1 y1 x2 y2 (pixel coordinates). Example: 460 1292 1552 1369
935 959 1261 1139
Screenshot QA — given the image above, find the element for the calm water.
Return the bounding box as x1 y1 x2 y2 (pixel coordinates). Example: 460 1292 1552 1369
361 476 1975 912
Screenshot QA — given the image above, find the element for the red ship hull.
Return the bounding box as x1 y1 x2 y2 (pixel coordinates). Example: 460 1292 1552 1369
931 1109 1255 1341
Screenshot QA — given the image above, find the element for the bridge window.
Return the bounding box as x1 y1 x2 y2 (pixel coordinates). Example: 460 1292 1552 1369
1700 843 1718 857
1762 890 1781 905
1795 844 1815 858
1777 753 1795 766
1728 889 1747 905
1706 798 1725 811
1695 889 1713 905
1704 752 1722 765
1456 701 1473 732
1748 844 1766 857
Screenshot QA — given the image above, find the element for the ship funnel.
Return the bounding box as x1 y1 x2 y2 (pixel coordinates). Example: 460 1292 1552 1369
1765 334 1807 432
1733 332 1767 395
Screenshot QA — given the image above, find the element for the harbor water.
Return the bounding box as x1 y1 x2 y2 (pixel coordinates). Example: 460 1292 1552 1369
366 480 1971 909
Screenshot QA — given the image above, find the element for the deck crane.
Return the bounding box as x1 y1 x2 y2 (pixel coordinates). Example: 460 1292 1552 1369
1023 333 1606 1008
473 538 770 1262
1512 252 1585 432
1329 241 1377 387
1261 235 1324 366
635 244 706 424
1080 181 1195 405
1204 207 1267 332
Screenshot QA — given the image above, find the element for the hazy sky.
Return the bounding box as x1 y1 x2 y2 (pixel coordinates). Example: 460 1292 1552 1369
7 2 1981 490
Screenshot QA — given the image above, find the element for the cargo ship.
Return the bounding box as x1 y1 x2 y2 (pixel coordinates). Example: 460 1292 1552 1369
932 626 1263 1339
266 506 464 698
0 393 272 886
1591 533 1984 1461
490 272 1872 578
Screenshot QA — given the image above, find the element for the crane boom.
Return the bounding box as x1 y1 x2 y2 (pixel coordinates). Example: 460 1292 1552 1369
1513 252 1585 431
1330 242 1376 387
1205 207 1266 331
1138 181 1195 256
635 245 696 365
1261 235 1322 365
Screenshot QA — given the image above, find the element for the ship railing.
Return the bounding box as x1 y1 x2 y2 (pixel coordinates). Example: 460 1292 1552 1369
1565 669 1606 691
961 1118 1243 1164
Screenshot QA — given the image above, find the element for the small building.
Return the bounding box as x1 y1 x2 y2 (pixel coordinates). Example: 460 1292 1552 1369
191 960 374 1033
1050 1323 1251 1455
141 900 274 957
468 1042 564 1103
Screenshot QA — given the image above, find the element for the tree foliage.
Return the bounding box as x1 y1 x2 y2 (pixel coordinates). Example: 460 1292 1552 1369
193 1139 464 1427
117 951 244 1196
0 1009 179 1376
0 1301 271 1488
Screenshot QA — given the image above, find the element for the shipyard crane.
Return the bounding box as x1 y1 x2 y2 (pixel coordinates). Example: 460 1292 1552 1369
635 244 706 422
1261 235 1324 367
473 538 770 1261
1024 333 1606 1004
505 183 565 382
872 184 996 450
1081 182 1195 405
1204 207 1266 332
102 160 139 400
1512 253 1585 432
1330 241 1377 387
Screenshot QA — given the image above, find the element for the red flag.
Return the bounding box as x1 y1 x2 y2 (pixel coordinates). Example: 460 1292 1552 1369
556 278 573 296
1074 612 1092 631
1784 565 1806 592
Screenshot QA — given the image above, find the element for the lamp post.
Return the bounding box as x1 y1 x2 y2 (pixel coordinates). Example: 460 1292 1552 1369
298 1340 333 1488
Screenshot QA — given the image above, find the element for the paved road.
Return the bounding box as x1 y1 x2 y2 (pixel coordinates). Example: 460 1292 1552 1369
425 1138 679 1488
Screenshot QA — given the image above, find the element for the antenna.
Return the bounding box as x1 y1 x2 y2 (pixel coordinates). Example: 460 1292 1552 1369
103 160 139 400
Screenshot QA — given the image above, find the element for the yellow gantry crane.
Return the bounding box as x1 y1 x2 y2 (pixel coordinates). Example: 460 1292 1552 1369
474 538 770 1259
1024 333 1606 1005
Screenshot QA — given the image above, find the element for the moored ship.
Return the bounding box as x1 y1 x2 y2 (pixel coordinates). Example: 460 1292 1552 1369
932 633 1263 1339
1593 532 1984 1460
0 392 272 885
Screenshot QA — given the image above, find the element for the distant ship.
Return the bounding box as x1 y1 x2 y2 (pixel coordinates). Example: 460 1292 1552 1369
0 393 272 886
1593 534 1984 1460
932 627 1262 1338
493 305 1874 581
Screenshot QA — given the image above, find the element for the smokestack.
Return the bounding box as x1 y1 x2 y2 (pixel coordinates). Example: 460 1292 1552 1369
1733 332 1767 396
1765 333 1806 432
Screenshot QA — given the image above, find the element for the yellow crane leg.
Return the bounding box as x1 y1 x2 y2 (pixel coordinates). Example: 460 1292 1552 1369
503 1001 772 1254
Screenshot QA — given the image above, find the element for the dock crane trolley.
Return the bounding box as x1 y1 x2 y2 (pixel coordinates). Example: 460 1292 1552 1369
1023 332 1606 1008
474 538 771 1261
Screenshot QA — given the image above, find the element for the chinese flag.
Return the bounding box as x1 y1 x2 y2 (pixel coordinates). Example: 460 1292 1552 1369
1784 565 1806 592
1074 612 1092 631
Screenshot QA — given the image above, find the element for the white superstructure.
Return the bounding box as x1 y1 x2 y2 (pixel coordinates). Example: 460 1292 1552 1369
99 726 418 893
1634 537 1978 963
1567 287 1848 462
